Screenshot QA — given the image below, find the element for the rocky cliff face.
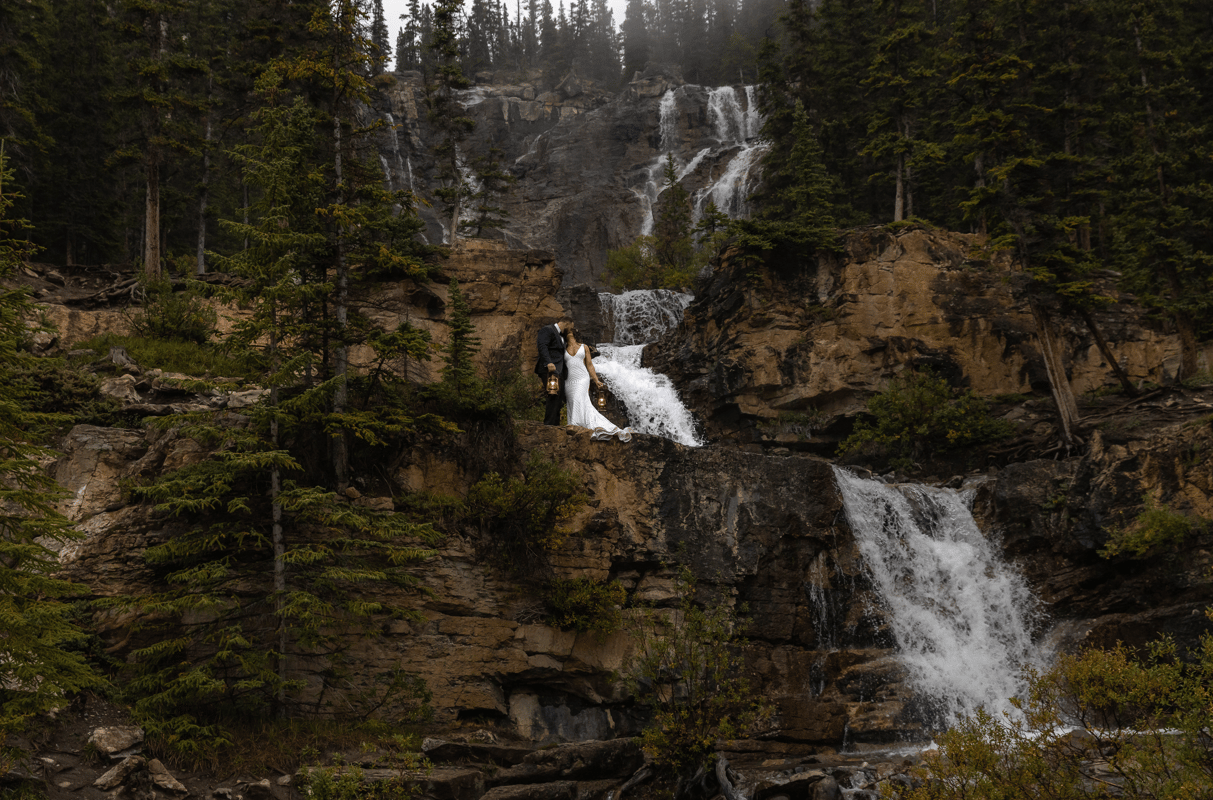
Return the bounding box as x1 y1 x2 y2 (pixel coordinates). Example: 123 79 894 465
376 69 765 287
647 227 1213 446
31 229 1213 770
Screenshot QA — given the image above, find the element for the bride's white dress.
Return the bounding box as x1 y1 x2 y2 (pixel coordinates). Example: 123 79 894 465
564 345 632 441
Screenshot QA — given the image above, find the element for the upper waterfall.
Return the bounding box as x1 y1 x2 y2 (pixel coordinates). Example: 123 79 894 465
833 467 1044 729
630 84 766 238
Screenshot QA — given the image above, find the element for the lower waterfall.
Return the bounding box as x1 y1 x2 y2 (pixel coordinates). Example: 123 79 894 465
594 345 703 447
833 467 1043 729
593 289 703 447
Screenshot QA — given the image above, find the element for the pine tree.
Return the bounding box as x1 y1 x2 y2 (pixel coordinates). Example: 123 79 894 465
427 0 475 245
605 154 709 290
110 0 208 277
371 0 390 74
1106 0 1213 381
111 76 440 747
0 0 53 181
0 145 98 747
742 98 840 258
464 146 516 236
859 0 940 222
441 278 482 393
28 0 121 265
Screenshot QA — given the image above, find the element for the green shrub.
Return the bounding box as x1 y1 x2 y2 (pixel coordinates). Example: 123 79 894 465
544 577 626 634
296 734 428 800
840 370 1014 468
624 567 772 779
126 277 217 345
1100 496 1203 559
465 452 586 576
9 356 122 438
889 620 1213 800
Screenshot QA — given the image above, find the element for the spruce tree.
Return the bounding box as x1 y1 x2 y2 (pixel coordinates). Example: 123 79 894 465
1106 0 1213 381
0 145 98 746
464 146 516 236
112 75 439 747
441 278 481 393
427 0 475 245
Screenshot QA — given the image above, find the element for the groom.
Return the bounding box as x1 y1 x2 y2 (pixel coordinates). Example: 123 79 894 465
535 316 573 425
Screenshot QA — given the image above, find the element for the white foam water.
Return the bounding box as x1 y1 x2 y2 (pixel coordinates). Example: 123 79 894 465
599 289 693 346
592 289 702 447
594 345 704 447
832 467 1043 728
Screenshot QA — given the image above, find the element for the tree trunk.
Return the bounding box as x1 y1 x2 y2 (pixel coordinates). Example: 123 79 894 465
1078 306 1137 396
894 152 905 222
332 99 349 490
144 156 161 278
1029 298 1081 446
271 312 287 715
196 81 213 276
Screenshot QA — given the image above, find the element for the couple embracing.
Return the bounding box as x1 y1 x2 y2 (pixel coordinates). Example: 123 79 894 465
534 318 632 442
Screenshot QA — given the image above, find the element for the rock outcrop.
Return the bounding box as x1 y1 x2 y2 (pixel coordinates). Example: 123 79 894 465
647 227 1213 445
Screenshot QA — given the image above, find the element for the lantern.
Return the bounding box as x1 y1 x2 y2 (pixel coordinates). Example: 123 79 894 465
596 385 608 409
546 373 560 395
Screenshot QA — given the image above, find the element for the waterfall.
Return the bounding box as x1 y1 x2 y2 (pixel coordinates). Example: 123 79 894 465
599 289 693 346
632 85 767 236
634 159 663 238
379 154 393 191
631 90 683 238
385 113 412 193
707 86 747 144
833 467 1043 729
594 345 703 447
695 142 768 219
744 85 762 140
659 88 680 152
592 289 703 447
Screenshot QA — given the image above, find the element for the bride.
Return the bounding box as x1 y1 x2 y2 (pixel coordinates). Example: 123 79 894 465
563 328 632 442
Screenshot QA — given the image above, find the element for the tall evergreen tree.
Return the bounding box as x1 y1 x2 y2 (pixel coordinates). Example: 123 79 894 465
0 0 52 181
1106 0 1213 381
115 72 438 747
0 145 98 747
371 0 391 74
427 0 475 245
29 0 121 265
111 0 207 277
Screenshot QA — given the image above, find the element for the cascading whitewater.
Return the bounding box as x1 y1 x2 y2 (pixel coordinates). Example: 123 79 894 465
599 289 693 346
695 142 769 219
594 345 703 447
592 289 703 447
631 85 766 236
832 467 1043 729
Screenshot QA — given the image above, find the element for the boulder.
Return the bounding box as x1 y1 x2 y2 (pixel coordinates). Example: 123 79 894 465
93 755 145 790
87 726 144 759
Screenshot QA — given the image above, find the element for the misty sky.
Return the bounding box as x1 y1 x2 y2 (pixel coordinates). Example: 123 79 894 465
380 0 629 69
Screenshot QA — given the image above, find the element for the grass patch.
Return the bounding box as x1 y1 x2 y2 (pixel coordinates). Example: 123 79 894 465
76 333 264 381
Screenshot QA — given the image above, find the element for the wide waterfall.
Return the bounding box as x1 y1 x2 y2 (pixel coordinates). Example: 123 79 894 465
593 290 703 447
833 467 1043 729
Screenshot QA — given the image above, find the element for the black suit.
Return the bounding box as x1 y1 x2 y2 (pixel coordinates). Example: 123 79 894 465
535 324 567 425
